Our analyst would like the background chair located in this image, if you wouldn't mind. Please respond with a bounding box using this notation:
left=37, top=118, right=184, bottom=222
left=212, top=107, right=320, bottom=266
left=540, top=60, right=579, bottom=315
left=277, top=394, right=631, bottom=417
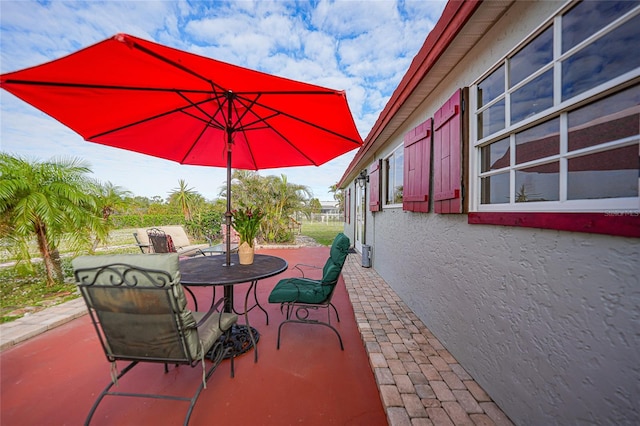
left=146, top=227, right=175, bottom=253
left=268, top=233, right=350, bottom=350
left=72, top=253, right=237, bottom=426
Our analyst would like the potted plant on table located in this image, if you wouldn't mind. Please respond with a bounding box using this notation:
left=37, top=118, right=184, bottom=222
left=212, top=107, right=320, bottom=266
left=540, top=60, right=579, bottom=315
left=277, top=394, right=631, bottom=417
left=231, top=206, right=264, bottom=264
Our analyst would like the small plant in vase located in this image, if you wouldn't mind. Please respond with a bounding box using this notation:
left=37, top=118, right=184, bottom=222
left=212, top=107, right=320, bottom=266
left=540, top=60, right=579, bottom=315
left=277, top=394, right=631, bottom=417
left=231, top=206, right=264, bottom=264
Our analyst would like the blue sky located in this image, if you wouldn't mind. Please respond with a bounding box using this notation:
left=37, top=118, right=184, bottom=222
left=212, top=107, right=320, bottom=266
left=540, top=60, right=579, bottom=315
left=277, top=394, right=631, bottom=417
left=0, top=0, right=446, bottom=202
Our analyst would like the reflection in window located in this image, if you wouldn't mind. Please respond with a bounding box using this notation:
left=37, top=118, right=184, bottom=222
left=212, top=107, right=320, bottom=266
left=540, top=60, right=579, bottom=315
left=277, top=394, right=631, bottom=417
left=562, top=0, right=638, bottom=53
left=478, top=64, right=504, bottom=107
left=478, top=99, right=505, bottom=139
left=515, top=162, right=559, bottom=202
left=515, top=118, right=559, bottom=164
left=510, top=70, right=554, bottom=123
left=568, top=145, right=639, bottom=199
left=481, top=173, right=509, bottom=204
left=562, top=14, right=640, bottom=100
left=568, top=84, right=640, bottom=151
left=481, top=138, right=510, bottom=172
left=474, top=1, right=640, bottom=211
left=385, top=147, right=404, bottom=204
left=510, top=26, right=553, bottom=88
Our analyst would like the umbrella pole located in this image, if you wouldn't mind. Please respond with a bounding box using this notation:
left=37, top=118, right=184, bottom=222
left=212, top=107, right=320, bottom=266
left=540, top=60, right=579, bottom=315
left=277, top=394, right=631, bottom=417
left=225, top=137, right=232, bottom=268
left=224, top=92, right=234, bottom=269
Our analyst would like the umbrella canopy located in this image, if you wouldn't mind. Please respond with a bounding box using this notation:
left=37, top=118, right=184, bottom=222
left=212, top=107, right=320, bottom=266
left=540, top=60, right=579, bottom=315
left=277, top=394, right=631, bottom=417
left=1, top=33, right=363, bottom=265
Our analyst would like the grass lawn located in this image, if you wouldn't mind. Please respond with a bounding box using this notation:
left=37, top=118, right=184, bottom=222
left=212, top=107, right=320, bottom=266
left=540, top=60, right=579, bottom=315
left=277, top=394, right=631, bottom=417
left=0, top=222, right=345, bottom=323
left=299, top=220, right=344, bottom=245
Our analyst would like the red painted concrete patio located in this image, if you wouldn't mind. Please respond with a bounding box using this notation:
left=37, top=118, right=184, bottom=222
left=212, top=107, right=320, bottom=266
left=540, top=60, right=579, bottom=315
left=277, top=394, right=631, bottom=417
left=1, top=247, right=387, bottom=426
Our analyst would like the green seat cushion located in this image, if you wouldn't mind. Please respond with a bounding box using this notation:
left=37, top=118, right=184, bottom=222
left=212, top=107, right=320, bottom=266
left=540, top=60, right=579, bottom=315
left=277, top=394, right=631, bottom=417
left=268, top=278, right=333, bottom=304
left=269, top=233, right=350, bottom=304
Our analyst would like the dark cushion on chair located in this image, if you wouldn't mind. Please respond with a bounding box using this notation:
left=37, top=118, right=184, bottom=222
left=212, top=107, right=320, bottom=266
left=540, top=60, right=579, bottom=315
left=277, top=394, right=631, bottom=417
left=321, top=233, right=350, bottom=284
left=269, top=233, right=351, bottom=304
left=268, top=278, right=333, bottom=304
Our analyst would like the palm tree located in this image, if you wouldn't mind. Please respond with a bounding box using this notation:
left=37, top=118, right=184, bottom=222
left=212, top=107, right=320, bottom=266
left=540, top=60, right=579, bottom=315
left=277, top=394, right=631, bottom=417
left=168, top=179, right=198, bottom=221
left=223, top=171, right=311, bottom=243
left=90, top=182, right=132, bottom=251
left=329, top=183, right=344, bottom=214
left=0, top=154, right=103, bottom=286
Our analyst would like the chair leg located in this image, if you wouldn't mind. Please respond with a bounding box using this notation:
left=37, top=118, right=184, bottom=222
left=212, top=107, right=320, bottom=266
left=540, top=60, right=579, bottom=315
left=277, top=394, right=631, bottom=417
left=84, top=361, right=138, bottom=426
left=276, top=302, right=344, bottom=351
left=329, top=302, right=340, bottom=322
left=277, top=318, right=344, bottom=350
left=86, top=354, right=226, bottom=426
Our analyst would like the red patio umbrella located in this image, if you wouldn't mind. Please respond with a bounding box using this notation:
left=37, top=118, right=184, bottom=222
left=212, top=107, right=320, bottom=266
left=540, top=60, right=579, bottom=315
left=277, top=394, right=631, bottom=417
left=0, top=33, right=362, bottom=267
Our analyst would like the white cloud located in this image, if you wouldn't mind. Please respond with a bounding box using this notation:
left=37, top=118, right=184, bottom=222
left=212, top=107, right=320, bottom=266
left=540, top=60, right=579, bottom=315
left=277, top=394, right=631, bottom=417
left=0, top=0, right=446, bottom=201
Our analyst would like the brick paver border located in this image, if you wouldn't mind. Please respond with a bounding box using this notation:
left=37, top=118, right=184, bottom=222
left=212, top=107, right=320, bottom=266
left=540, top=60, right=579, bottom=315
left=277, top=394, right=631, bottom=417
left=342, top=254, right=513, bottom=426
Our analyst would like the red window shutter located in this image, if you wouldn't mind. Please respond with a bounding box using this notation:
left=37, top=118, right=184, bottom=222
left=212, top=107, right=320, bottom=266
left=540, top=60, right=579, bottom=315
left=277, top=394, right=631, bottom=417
left=433, top=89, right=463, bottom=214
left=403, top=118, right=432, bottom=213
left=369, top=160, right=382, bottom=212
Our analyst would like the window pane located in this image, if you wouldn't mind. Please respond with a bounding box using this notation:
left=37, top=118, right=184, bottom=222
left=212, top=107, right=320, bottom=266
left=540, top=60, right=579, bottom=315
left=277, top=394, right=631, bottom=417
left=568, top=84, right=640, bottom=151
left=568, top=144, right=639, bottom=200
left=481, top=172, right=510, bottom=204
left=562, top=14, right=640, bottom=101
left=478, top=99, right=505, bottom=139
left=562, top=0, right=638, bottom=53
left=385, top=150, right=404, bottom=204
left=510, top=70, right=554, bottom=124
left=510, top=26, right=553, bottom=87
left=515, top=118, right=559, bottom=164
left=385, top=156, right=394, bottom=203
left=478, top=64, right=504, bottom=107
left=481, top=138, right=510, bottom=172
left=515, top=162, right=559, bottom=202
left=394, top=149, right=404, bottom=203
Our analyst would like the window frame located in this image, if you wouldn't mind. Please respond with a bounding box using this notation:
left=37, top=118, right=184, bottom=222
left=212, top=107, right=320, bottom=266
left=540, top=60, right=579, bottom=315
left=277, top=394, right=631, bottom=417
left=383, top=142, right=404, bottom=208
left=469, top=1, right=640, bottom=215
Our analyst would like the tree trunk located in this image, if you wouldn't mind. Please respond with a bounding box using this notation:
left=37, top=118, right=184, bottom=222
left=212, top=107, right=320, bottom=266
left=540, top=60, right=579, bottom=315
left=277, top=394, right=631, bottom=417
left=34, top=222, right=64, bottom=286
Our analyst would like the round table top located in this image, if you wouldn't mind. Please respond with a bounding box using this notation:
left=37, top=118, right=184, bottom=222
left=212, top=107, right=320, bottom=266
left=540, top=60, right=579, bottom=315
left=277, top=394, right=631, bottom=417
left=179, top=254, right=288, bottom=286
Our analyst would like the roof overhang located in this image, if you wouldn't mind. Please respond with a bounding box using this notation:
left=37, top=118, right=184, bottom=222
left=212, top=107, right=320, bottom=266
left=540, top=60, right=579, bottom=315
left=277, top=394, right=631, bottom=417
left=338, top=0, right=514, bottom=188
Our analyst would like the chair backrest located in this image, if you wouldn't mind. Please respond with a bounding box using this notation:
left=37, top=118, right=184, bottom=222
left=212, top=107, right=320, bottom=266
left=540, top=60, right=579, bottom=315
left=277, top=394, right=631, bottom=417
left=72, top=253, right=203, bottom=364
left=147, top=228, right=176, bottom=253
left=321, top=233, right=350, bottom=285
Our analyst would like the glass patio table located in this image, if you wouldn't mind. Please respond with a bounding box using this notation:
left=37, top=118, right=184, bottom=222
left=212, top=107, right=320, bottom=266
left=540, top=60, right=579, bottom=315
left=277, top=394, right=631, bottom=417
left=179, top=254, right=288, bottom=362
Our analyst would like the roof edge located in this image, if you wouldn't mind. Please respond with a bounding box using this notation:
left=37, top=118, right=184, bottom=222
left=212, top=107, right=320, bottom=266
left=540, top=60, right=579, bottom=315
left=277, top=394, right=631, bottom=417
left=338, top=0, right=482, bottom=187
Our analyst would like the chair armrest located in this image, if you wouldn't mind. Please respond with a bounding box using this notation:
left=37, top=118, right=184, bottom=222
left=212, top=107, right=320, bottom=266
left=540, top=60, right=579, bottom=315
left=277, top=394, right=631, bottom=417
left=194, top=296, right=227, bottom=327
left=293, top=263, right=321, bottom=278
left=196, top=297, right=235, bottom=331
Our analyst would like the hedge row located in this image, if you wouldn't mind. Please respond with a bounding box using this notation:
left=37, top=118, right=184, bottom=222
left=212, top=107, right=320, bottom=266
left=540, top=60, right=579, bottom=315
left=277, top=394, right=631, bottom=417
left=111, top=215, right=186, bottom=228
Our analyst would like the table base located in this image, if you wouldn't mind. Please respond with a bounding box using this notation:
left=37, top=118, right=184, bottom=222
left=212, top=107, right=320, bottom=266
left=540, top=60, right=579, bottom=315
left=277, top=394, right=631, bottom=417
left=210, top=324, right=259, bottom=359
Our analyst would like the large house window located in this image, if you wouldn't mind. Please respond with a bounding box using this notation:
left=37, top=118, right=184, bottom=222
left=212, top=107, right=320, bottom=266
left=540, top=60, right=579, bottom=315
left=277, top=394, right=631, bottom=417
left=472, top=0, right=640, bottom=213
left=384, top=144, right=404, bottom=205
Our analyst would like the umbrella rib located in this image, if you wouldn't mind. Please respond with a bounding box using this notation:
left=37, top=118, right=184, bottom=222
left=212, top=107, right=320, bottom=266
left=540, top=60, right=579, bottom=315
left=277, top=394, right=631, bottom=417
left=234, top=92, right=362, bottom=145
left=176, top=91, right=227, bottom=131
left=179, top=117, right=216, bottom=165
left=125, top=37, right=229, bottom=94
left=1, top=79, right=215, bottom=95
left=232, top=95, right=318, bottom=165
left=87, top=94, right=220, bottom=139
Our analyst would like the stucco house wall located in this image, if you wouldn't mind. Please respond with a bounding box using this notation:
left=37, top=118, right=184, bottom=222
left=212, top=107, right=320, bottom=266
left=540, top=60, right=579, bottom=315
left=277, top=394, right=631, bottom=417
left=343, top=1, right=639, bottom=424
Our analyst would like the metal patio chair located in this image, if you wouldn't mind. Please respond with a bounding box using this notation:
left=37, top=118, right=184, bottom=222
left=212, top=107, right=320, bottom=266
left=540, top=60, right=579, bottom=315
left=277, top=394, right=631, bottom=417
left=268, top=233, right=350, bottom=350
left=146, top=227, right=175, bottom=253
left=72, top=253, right=237, bottom=426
